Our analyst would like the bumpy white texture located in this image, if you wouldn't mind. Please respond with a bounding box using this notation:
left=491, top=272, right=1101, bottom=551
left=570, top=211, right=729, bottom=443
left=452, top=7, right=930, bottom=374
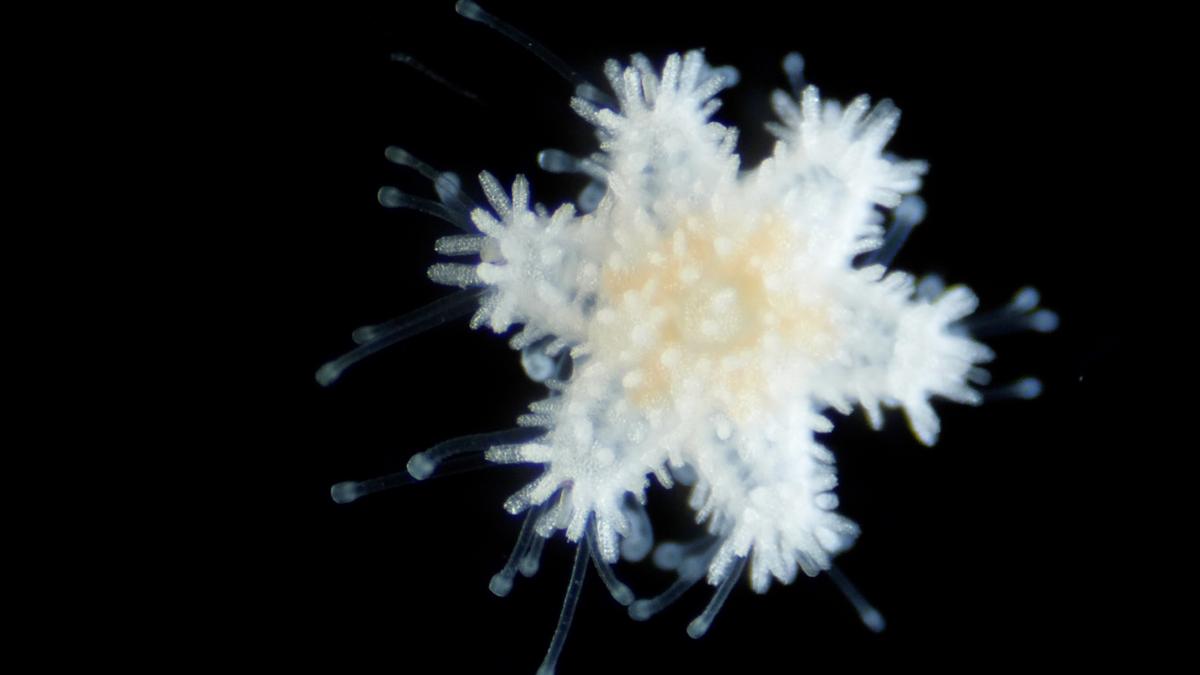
left=437, top=51, right=992, bottom=591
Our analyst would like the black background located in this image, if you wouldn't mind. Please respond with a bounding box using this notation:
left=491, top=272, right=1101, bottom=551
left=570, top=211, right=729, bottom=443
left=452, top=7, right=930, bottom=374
left=280, top=2, right=1144, bottom=671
